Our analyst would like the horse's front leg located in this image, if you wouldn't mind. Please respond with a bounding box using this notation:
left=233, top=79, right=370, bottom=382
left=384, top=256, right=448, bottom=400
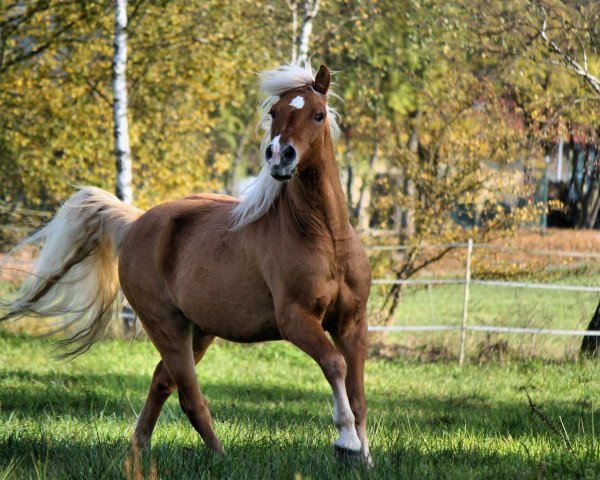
left=277, top=304, right=362, bottom=457
left=331, top=314, right=372, bottom=465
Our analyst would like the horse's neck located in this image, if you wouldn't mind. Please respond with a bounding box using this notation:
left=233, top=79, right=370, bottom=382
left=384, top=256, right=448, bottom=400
left=283, top=146, right=351, bottom=241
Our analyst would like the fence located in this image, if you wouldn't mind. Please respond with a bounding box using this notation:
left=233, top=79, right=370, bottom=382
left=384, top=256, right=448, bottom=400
left=366, top=239, right=600, bottom=365
left=4, top=241, right=600, bottom=364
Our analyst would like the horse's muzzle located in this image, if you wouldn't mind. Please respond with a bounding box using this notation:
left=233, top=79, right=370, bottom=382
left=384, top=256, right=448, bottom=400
left=270, top=165, right=297, bottom=181
left=267, top=142, right=297, bottom=181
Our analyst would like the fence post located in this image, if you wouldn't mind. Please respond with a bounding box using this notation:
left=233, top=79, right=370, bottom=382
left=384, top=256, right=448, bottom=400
left=459, top=238, right=473, bottom=366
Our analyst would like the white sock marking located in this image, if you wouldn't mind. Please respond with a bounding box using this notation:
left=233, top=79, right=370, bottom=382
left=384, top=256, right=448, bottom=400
left=332, top=380, right=362, bottom=451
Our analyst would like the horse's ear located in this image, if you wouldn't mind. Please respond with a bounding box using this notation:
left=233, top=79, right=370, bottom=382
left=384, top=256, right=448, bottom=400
left=314, top=64, right=331, bottom=95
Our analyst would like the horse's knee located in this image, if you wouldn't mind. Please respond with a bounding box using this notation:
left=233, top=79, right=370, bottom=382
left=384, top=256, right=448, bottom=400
left=154, top=377, right=175, bottom=395
left=151, top=368, right=176, bottom=399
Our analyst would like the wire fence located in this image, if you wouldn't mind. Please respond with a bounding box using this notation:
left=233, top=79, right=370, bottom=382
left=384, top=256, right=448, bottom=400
left=3, top=240, right=600, bottom=362
left=372, top=278, right=600, bottom=293
left=366, top=238, right=600, bottom=364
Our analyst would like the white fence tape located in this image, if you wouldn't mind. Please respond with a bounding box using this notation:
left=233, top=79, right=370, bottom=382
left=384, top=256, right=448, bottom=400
left=371, top=277, right=600, bottom=293
left=372, top=278, right=465, bottom=286
left=366, top=242, right=600, bottom=259
left=368, top=324, right=600, bottom=336
left=471, top=279, right=600, bottom=292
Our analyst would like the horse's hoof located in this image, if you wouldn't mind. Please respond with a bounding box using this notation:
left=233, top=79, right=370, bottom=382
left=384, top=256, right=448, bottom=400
left=333, top=445, right=364, bottom=466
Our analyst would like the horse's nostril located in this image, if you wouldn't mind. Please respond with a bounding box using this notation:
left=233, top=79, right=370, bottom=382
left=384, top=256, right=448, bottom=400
left=266, top=144, right=273, bottom=160
left=281, top=145, right=296, bottom=164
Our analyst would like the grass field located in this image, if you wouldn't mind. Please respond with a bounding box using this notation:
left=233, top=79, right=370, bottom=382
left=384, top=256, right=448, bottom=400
left=1, top=330, right=600, bottom=479
left=2, top=230, right=600, bottom=478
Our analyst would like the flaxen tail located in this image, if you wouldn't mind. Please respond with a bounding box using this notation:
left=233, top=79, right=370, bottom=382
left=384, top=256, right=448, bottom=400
left=1, top=187, right=144, bottom=359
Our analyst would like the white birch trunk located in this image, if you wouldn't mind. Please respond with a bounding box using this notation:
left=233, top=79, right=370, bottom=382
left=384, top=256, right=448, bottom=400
left=113, top=0, right=133, bottom=204
left=287, top=0, right=299, bottom=64
left=296, top=0, right=320, bottom=65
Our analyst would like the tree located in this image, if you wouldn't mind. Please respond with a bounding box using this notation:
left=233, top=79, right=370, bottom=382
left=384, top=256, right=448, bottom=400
left=113, top=0, right=133, bottom=204
left=315, top=0, right=540, bottom=323
left=288, top=0, right=320, bottom=65
left=470, top=0, right=600, bottom=349
left=0, top=1, right=280, bottom=209
left=581, top=302, right=600, bottom=358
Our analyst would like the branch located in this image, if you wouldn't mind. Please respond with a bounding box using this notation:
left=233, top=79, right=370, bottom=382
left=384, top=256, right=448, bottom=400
left=83, top=76, right=112, bottom=107
left=406, top=246, right=456, bottom=279
left=0, top=12, right=86, bottom=76
left=539, top=11, right=600, bottom=98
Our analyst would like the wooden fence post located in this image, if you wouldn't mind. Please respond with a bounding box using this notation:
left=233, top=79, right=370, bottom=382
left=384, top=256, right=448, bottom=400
left=459, top=238, right=473, bottom=366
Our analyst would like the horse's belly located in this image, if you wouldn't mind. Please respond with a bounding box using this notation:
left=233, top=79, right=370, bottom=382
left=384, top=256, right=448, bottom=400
left=194, top=303, right=281, bottom=343
left=178, top=277, right=281, bottom=343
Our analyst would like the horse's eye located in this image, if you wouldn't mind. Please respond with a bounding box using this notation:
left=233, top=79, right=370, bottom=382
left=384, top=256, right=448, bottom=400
left=314, top=112, right=324, bottom=122
left=269, top=110, right=277, bottom=119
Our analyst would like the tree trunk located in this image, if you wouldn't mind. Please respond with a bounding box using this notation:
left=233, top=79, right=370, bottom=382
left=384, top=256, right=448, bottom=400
left=578, top=145, right=591, bottom=228
left=113, top=0, right=133, bottom=205
left=287, top=0, right=299, bottom=63
left=400, top=112, right=420, bottom=243
left=296, top=0, right=320, bottom=65
left=587, top=187, right=600, bottom=228
left=354, top=143, right=379, bottom=229
left=581, top=300, right=600, bottom=357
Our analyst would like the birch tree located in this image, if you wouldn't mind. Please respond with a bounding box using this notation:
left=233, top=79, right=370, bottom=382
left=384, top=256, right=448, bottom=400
left=288, top=0, right=320, bottom=65
left=113, top=0, right=133, bottom=204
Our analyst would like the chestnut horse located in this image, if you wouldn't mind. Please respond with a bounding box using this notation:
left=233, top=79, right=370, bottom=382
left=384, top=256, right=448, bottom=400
left=1, top=64, right=372, bottom=463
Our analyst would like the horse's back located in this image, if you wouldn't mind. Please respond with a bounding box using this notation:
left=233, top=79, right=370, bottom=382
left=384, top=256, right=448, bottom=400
left=183, top=192, right=239, bottom=204
left=118, top=196, right=232, bottom=298
left=120, top=194, right=237, bottom=262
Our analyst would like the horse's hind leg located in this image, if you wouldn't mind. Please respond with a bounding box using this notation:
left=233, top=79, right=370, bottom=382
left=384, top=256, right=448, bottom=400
left=134, top=325, right=221, bottom=453
left=134, top=359, right=177, bottom=448
left=331, top=317, right=371, bottom=464
left=278, top=305, right=362, bottom=455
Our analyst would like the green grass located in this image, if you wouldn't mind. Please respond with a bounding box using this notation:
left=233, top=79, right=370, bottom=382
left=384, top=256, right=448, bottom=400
left=1, top=331, right=600, bottom=479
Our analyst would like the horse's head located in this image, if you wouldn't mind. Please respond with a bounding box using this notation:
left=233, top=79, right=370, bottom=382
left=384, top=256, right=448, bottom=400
left=264, top=65, right=332, bottom=181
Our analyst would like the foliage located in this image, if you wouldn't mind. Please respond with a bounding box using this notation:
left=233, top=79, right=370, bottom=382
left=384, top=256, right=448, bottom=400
left=1, top=332, right=600, bottom=479
left=0, top=1, right=279, bottom=209
left=1, top=1, right=599, bottom=314
left=471, top=0, right=600, bottom=227
left=1, top=0, right=592, bottom=209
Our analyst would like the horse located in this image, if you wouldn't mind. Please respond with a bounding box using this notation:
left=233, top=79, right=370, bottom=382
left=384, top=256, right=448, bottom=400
left=1, top=63, right=372, bottom=464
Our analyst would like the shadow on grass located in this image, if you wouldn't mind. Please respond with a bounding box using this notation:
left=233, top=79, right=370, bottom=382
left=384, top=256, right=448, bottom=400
left=1, top=432, right=599, bottom=480
left=2, top=332, right=600, bottom=478
left=1, top=366, right=598, bottom=442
